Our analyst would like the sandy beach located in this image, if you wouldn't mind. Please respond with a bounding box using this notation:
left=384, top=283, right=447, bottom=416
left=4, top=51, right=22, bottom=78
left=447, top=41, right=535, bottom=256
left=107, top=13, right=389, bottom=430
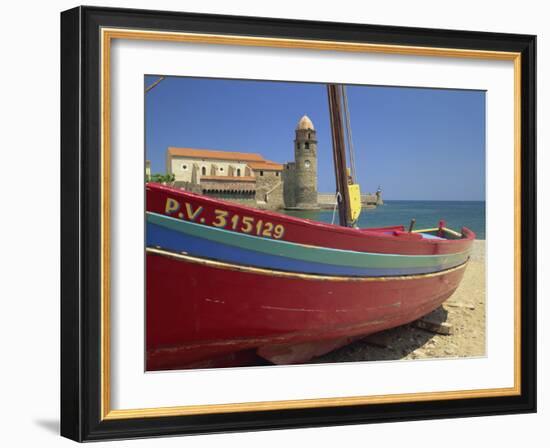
left=312, top=240, right=486, bottom=364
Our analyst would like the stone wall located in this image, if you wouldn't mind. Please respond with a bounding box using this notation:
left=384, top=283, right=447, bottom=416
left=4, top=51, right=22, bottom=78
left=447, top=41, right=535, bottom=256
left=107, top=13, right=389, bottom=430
left=202, top=192, right=257, bottom=207
left=363, top=193, right=379, bottom=205
left=282, top=163, right=296, bottom=208
left=317, top=192, right=383, bottom=208
left=173, top=181, right=202, bottom=194
left=255, top=170, right=284, bottom=210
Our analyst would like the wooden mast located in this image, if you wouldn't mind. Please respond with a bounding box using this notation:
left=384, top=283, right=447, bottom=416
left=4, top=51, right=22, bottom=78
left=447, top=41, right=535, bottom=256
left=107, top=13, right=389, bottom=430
left=327, top=84, right=351, bottom=227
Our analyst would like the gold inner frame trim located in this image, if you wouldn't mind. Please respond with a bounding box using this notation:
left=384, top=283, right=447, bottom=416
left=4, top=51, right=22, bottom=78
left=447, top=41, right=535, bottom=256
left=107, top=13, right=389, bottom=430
left=100, top=27, right=522, bottom=420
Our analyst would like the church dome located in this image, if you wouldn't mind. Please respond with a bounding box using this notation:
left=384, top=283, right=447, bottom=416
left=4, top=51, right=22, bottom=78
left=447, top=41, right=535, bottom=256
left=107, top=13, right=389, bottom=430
left=296, top=115, right=315, bottom=131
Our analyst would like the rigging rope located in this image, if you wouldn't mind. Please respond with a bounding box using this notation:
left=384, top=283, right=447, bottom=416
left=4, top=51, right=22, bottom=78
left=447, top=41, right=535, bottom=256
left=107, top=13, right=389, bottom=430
left=145, top=76, right=165, bottom=93
left=331, top=192, right=342, bottom=224
left=341, top=86, right=357, bottom=182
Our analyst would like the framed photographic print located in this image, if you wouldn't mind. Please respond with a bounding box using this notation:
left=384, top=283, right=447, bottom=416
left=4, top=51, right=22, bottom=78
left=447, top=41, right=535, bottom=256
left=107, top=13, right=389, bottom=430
left=60, top=6, right=536, bottom=442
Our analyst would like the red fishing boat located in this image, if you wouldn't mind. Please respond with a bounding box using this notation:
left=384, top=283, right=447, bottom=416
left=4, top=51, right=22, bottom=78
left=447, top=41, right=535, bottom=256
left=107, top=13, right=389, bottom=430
left=145, top=84, right=475, bottom=370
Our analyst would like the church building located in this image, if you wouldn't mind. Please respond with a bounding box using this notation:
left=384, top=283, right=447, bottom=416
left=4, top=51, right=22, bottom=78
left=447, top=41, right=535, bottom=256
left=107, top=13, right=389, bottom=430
left=165, top=115, right=319, bottom=211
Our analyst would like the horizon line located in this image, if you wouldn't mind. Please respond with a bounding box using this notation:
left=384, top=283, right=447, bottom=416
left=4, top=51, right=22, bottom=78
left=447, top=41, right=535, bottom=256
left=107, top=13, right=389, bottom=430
left=380, top=198, right=486, bottom=202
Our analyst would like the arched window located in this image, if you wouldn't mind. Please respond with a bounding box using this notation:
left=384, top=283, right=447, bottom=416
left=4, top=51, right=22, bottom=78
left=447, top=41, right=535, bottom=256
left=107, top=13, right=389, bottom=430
left=237, top=168, right=241, bottom=177
left=305, top=142, right=310, bottom=149
left=201, top=166, right=206, bottom=176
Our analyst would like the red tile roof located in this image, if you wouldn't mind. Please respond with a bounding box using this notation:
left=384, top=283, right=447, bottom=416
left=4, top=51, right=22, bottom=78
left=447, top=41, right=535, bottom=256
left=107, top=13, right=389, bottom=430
left=247, top=161, right=284, bottom=171
left=168, top=147, right=265, bottom=162
left=167, top=147, right=283, bottom=170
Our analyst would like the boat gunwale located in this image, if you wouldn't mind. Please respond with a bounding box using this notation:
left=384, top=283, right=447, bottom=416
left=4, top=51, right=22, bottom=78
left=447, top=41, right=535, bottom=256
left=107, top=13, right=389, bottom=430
left=147, top=211, right=472, bottom=270
left=147, top=183, right=477, bottom=246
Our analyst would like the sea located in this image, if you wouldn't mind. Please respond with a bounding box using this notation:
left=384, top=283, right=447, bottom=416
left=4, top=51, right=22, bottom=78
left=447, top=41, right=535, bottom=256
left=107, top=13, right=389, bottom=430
left=283, top=200, right=486, bottom=240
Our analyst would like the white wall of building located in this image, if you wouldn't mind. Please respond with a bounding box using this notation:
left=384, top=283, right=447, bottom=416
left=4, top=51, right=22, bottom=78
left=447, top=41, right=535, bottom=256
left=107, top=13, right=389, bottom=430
left=169, top=157, right=250, bottom=182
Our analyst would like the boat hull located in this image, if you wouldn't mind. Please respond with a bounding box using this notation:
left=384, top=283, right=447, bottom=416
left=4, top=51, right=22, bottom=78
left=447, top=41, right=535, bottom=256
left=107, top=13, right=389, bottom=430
left=146, top=250, right=468, bottom=370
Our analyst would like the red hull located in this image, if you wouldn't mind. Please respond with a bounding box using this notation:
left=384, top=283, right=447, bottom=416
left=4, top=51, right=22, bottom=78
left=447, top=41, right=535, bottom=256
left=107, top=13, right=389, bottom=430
left=146, top=251, right=468, bottom=370
left=146, top=183, right=475, bottom=255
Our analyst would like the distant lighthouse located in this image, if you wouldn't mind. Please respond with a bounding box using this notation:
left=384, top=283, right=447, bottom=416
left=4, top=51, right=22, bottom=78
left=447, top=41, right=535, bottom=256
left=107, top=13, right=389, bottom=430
left=376, top=185, right=384, bottom=205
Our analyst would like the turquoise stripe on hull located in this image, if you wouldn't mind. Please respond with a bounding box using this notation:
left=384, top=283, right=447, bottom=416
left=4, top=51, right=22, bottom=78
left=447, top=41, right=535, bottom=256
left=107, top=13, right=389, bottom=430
left=147, top=220, right=466, bottom=277
left=146, top=212, right=470, bottom=271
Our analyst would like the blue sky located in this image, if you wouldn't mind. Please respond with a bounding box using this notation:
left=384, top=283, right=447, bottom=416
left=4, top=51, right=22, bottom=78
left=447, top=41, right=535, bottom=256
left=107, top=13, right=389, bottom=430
left=145, top=76, right=485, bottom=200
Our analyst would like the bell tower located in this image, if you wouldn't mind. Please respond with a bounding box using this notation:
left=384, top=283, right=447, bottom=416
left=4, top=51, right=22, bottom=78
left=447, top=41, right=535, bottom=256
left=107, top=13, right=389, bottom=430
left=293, top=115, right=319, bottom=209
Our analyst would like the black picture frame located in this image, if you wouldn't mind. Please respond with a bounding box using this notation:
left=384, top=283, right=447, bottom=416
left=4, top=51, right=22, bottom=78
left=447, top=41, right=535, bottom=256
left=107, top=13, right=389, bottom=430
left=61, top=5, right=536, bottom=442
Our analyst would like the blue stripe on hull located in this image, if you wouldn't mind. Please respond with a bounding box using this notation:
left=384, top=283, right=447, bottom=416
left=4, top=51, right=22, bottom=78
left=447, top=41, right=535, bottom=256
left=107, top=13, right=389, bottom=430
left=147, top=222, right=464, bottom=277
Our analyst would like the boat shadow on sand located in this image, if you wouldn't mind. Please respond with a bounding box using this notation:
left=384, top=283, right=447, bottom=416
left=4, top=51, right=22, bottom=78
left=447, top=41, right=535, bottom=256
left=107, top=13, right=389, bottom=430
left=310, top=306, right=451, bottom=364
